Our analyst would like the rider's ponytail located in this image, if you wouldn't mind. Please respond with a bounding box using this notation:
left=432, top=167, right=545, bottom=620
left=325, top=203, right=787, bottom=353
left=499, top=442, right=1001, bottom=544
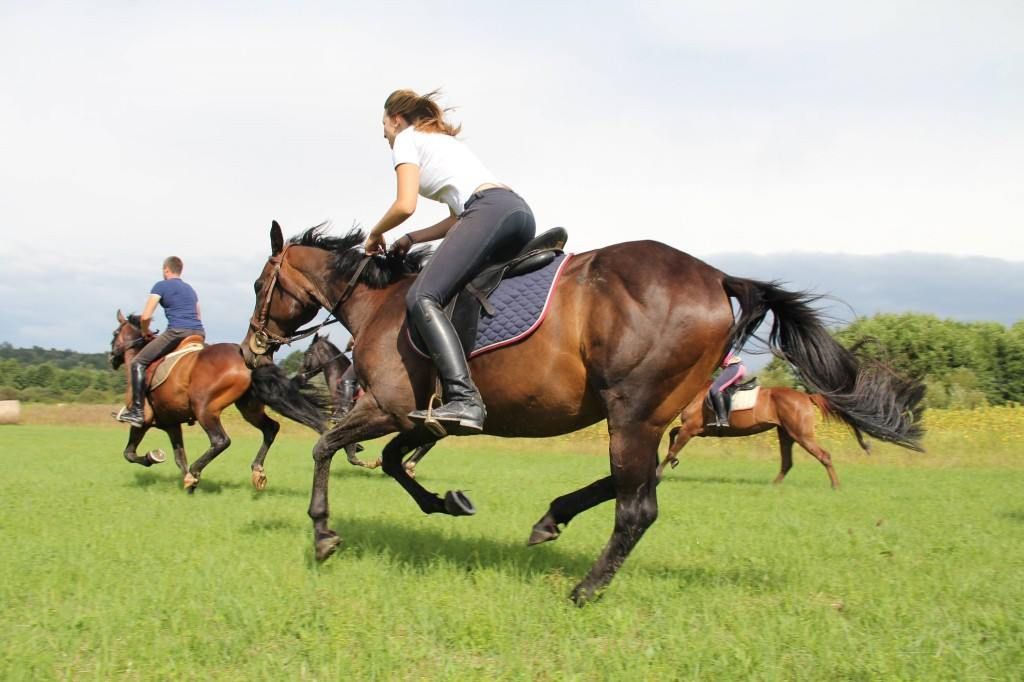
left=384, top=89, right=461, bottom=136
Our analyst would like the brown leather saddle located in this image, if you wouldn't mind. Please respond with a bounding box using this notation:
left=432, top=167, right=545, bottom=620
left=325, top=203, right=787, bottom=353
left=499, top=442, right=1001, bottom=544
left=145, top=335, right=206, bottom=387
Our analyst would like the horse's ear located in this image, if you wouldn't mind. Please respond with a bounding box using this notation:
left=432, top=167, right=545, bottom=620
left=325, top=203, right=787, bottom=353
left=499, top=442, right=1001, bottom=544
left=116, top=309, right=126, bottom=323
left=270, top=220, right=284, bottom=256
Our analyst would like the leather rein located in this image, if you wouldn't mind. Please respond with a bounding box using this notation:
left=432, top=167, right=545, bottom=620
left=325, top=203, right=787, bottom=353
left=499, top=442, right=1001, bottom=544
left=247, top=245, right=371, bottom=357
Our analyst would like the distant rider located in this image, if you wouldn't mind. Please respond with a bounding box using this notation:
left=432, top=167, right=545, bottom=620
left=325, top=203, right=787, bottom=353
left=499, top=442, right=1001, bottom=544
left=117, top=256, right=205, bottom=427
left=709, top=351, right=746, bottom=427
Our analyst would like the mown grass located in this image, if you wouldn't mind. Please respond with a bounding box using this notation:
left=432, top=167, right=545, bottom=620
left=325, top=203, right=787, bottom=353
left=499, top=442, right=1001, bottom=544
left=1, top=406, right=1022, bottom=680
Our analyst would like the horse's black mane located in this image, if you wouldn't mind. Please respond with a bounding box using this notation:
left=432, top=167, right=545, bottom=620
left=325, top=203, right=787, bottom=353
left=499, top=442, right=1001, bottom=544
left=289, top=224, right=432, bottom=289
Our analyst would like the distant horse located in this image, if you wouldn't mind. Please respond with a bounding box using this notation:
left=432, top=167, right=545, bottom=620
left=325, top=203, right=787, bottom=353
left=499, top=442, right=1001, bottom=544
left=110, top=310, right=326, bottom=491
left=656, top=383, right=873, bottom=489
left=241, top=223, right=924, bottom=604
left=297, top=333, right=435, bottom=471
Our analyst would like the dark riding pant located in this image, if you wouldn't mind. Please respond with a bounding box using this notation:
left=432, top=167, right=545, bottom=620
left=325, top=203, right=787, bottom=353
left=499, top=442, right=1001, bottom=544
left=133, top=328, right=205, bottom=371
left=406, top=188, right=536, bottom=311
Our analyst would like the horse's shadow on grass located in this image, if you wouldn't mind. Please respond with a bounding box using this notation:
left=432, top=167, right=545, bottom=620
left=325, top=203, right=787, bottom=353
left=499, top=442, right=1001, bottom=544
left=659, top=473, right=771, bottom=487
left=301, top=515, right=786, bottom=592
left=128, top=469, right=307, bottom=498
left=1002, top=510, right=1024, bottom=524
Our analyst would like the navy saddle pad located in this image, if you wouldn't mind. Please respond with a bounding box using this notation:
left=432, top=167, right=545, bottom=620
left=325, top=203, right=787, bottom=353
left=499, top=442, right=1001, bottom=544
left=408, top=252, right=572, bottom=358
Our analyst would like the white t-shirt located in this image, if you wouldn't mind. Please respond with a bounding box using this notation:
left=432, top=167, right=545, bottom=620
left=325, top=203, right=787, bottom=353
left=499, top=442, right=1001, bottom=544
left=391, top=127, right=498, bottom=215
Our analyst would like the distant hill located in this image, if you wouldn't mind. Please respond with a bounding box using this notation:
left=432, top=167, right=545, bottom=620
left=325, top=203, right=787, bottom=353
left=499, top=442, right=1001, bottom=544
left=0, top=342, right=111, bottom=370
left=706, top=252, right=1024, bottom=327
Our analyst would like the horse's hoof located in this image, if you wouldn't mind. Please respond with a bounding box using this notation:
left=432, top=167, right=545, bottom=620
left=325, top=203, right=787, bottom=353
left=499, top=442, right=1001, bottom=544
left=669, top=458, right=679, bottom=469
left=404, top=461, right=416, bottom=479
left=251, top=466, right=267, bottom=491
left=443, top=490, right=476, bottom=516
left=569, top=583, right=599, bottom=607
left=183, top=472, right=199, bottom=490
left=528, top=523, right=560, bottom=546
left=145, top=449, right=166, bottom=465
left=315, top=533, right=342, bottom=562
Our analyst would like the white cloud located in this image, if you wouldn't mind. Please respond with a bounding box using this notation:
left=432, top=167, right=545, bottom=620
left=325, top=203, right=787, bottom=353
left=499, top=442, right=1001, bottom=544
left=0, top=1, right=1021, bottom=351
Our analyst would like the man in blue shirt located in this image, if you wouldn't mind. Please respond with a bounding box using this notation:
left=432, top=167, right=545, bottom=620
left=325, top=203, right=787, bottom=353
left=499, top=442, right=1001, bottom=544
left=118, top=256, right=205, bottom=427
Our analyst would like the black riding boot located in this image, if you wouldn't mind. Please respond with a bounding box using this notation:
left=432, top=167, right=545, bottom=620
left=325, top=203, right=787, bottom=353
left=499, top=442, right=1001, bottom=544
left=118, top=362, right=147, bottom=428
left=407, top=299, right=486, bottom=435
left=710, top=391, right=729, bottom=427
left=336, top=368, right=359, bottom=419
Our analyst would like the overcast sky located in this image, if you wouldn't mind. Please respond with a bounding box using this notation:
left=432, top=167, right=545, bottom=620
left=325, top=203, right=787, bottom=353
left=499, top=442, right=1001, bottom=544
left=1, top=1, right=1021, bottom=352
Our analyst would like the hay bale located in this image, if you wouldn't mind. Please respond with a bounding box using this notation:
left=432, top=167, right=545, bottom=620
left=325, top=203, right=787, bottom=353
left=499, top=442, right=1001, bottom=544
left=0, top=400, right=22, bottom=425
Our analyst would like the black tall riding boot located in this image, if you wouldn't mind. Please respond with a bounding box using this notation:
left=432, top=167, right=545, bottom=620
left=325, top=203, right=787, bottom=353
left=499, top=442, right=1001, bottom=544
left=710, top=391, right=729, bottom=427
left=336, top=366, right=359, bottom=419
left=407, top=298, right=486, bottom=435
left=118, top=362, right=147, bottom=428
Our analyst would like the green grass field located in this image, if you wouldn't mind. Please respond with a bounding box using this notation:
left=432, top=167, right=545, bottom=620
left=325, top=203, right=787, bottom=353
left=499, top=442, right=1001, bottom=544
left=1, top=406, right=1022, bottom=680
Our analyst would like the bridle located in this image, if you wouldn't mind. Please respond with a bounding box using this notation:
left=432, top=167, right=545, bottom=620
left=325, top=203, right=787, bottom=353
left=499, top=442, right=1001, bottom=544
left=247, top=244, right=372, bottom=357
left=295, top=347, right=349, bottom=381
left=109, top=320, right=149, bottom=365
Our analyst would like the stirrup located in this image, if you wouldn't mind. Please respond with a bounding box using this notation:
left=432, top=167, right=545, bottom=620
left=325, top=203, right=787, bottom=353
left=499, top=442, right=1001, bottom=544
left=414, top=392, right=448, bottom=438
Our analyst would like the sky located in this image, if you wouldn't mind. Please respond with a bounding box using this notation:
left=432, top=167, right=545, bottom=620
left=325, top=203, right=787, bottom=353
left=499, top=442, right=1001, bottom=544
left=1, top=1, right=1022, bottom=353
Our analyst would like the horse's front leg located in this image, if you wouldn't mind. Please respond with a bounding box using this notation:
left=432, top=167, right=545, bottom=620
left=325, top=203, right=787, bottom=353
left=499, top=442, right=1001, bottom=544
left=380, top=432, right=469, bottom=515
left=122, top=425, right=157, bottom=466
left=309, top=396, right=399, bottom=561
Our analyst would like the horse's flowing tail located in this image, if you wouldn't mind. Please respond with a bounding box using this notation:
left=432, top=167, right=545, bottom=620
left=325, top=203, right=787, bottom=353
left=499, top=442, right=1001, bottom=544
left=808, top=393, right=872, bottom=454
left=249, top=364, right=330, bottom=433
left=723, top=276, right=925, bottom=451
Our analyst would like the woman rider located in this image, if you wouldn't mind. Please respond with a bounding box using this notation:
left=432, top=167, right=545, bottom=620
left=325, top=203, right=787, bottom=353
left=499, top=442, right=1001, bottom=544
left=708, top=351, right=747, bottom=427
left=364, top=89, right=536, bottom=434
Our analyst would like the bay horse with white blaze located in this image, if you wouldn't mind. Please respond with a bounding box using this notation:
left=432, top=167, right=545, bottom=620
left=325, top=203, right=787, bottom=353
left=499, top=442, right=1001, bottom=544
left=656, top=384, right=874, bottom=489
left=110, top=311, right=326, bottom=491
left=242, top=223, right=924, bottom=605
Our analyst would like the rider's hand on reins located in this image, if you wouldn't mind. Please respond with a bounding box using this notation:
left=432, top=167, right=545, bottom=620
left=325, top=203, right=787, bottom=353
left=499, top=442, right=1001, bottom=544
left=364, top=233, right=386, bottom=255
left=389, top=234, right=413, bottom=258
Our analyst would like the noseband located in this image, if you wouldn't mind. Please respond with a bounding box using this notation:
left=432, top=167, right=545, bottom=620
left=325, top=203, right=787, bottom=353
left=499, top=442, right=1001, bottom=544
left=248, top=245, right=373, bottom=357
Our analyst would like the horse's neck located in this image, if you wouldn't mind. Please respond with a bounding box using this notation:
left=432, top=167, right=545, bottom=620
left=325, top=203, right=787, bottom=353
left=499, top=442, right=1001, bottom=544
left=318, top=347, right=346, bottom=384
left=335, top=278, right=413, bottom=340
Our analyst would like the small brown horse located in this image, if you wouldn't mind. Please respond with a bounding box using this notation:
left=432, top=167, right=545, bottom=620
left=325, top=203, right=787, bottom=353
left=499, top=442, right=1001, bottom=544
left=241, top=223, right=924, bottom=604
left=656, top=384, right=873, bottom=489
left=110, top=310, right=325, bottom=491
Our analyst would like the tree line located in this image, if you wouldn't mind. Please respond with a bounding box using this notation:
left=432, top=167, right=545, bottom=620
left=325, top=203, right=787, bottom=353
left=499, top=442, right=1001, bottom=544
left=3, top=312, right=1022, bottom=407
left=758, top=313, right=1024, bottom=408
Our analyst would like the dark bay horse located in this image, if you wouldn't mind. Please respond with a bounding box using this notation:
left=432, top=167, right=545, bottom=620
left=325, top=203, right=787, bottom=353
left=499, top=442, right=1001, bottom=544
left=656, top=384, right=874, bottom=489
left=110, top=311, right=326, bottom=491
left=241, top=223, right=924, bottom=604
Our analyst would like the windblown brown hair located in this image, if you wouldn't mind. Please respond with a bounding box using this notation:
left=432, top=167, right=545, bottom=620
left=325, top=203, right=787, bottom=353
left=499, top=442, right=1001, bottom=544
left=384, top=89, right=461, bottom=136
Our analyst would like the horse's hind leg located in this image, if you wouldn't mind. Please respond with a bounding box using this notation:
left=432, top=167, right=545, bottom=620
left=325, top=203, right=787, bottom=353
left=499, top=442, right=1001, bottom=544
left=570, top=422, right=661, bottom=606
left=792, top=429, right=840, bottom=489
left=235, top=393, right=280, bottom=491
left=773, top=427, right=795, bottom=485
left=184, top=411, right=232, bottom=492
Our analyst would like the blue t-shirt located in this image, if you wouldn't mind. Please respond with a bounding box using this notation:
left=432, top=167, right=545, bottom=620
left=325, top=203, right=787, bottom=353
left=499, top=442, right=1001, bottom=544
left=150, top=278, right=204, bottom=331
